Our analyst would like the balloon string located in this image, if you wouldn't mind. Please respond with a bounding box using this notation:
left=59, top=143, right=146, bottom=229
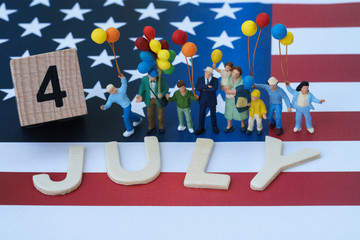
left=286, top=45, right=289, bottom=83
left=247, top=37, right=251, bottom=76
left=158, top=68, right=162, bottom=93
left=108, top=42, right=121, bottom=76
left=191, top=56, right=196, bottom=97
left=278, top=41, right=286, bottom=82
left=185, top=57, right=193, bottom=94
left=252, top=28, right=262, bottom=78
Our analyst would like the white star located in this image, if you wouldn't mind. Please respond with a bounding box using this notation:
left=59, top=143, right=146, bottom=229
left=170, top=16, right=203, bottom=35
left=30, top=0, right=50, bottom=7
left=52, top=32, right=85, bottom=50
left=0, top=39, right=9, bottom=44
left=206, top=94, right=225, bottom=117
left=0, top=3, right=17, bottom=21
left=10, top=50, right=31, bottom=59
left=131, top=95, right=146, bottom=117
left=94, top=17, right=126, bottom=30
left=171, top=50, right=198, bottom=66
left=129, top=36, right=162, bottom=50
left=134, top=2, right=167, bottom=21
left=177, top=0, right=199, bottom=6
left=123, top=69, right=146, bottom=82
left=88, top=49, right=119, bottom=68
left=60, top=2, right=91, bottom=21
left=0, top=88, right=15, bottom=101
left=210, top=3, right=242, bottom=20
left=104, top=0, right=124, bottom=7
left=84, top=81, right=107, bottom=100
left=18, top=17, right=51, bottom=37
left=207, top=30, right=241, bottom=49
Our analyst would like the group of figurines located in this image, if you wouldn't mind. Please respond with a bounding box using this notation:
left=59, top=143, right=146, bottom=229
left=100, top=62, right=325, bottom=138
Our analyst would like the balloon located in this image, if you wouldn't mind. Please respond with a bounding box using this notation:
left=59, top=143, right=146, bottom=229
left=149, top=39, right=161, bottom=53
left=256, top=13, right=270, bottom=29
left=168, top=50, right=176, bottom=62
left=106, top=27, right=120, bottom=43
left=241, top=20, right=257, bottom=37
left=162, top=64, right=174, bottom=75
left=160, top=40, right=169, bottom=50
left=148, top=68, right=158, bottom=77
left=272, top=24, right=287, bottom=40
left=91, top=28, right=107, bottom=44
left=280, top=31, right=294, bottom=46
left=157, top=59, right=171, bottom=70
left=158, top=49, right=170, bottom=61
left=144, top=26, right=155, bottom=40
left=211, top=49, right=222, bottom=64
left=172, top=29, right=188, bottom=45
left=140, top=51, right=155, bottom=63
left=243, top=75, right=255, bottom=90
left=135, top=37, right=150, bottom=51
left=137, top=61, right=153, bottom=74
left=181, top=42, right=197, bottom=57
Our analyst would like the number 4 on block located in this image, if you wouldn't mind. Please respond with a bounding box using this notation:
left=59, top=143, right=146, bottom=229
left=10, top=49, right=87, bottom=127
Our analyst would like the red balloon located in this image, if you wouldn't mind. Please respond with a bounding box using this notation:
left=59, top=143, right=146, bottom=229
left=172, top=30, right=187, bottom=45
left=160, top=40, right=169, bottom=50
left=144, top=26, right=155, bottom=40
left=256, top=12, right=270, bottom=29
left=135, top=37, right=150, bottom=51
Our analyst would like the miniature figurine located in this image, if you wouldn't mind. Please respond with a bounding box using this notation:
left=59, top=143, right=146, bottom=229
left=194, top=67, right=219, bottom=135
left=285, top=81, right=325, bottom=133
left=255, top=77, right=292, bottom=135
left=224, top=66, right=249, bottom=132
left=101, top=73, right=142, bottom=137
left=136, top=74, right=169, bottom=134
left=246, top=89, right=267, bottom=135
left=166, top=80, right=198, bottom=133
left=213, top=61, right=233, bottom=94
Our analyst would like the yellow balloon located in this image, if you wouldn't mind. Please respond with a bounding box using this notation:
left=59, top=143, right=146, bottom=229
left=280, top=31, right=294, bottom=46
left=157, top=59, right=170, bottom=70
left=91, top=28, right=107, bottom=44
left=158, top=49, right=170, bottom=61
left=241, top=20, right=257, bottom=37
left=211, top=49, right=222, bottom=64
left=149, top=39, right=161, bottom=53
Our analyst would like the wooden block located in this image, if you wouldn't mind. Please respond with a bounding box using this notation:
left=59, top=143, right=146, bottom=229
left=10, top=48, right=87, bottom=126
left=184, top=138, right=231, bottom=190
left=105, top=136, right=161, bottom=185
left=250, top=136, right=321, bottom=191
left=33, top=145, right=84, bottom=195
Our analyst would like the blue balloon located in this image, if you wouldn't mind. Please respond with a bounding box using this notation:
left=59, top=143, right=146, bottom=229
left=140, top=51, right=155, bottom=62
left=137, top=61, right=153, bottom=74
left=243, top=75, right=254, bottom=90
left=271, top=24, right=287, bottom=40
left=148, top=68, right=158, bottom=77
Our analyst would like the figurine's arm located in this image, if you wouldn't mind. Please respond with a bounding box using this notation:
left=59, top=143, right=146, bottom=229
left=286, top=85, right=296, bottom=95
left=280, top=88, right=292, bottom=109
left=118, top=77, right=127, bottom=94
left=102, top=96, right=114, bottom=110
left=212, top=64, right=221, bottom=73
left=167, top=91, right=177, bottom=102
left=195, top=78, right=206, bottom=91
left=190, top=91, right=199, bottom=102
left=206, top=78, right=218, bottom=92
left=255, top=84, right=267, bottom=90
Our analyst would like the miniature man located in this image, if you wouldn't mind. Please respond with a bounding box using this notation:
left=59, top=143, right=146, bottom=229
left=166, top=80, right=198, bottom=133
left=246, top=89, right=267, bottom=135
left=194, top=67, right=219, bottom=135
left=255, top=77, right=292, bottom=135
left=100, top=73, right=142, bottom=137
left=136, top=74, right=169, bottom=134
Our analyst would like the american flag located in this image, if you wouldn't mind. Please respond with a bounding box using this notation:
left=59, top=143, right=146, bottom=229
left=0, top=0, right=359, bottom=239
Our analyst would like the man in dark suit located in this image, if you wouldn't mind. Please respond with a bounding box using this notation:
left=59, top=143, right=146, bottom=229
left=195, top=67, right=219, bottom=135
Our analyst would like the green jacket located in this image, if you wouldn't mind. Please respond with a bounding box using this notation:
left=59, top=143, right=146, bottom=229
left=138, top=76, right=169, bottom=107
left=168, top=90, right=198, bottom=109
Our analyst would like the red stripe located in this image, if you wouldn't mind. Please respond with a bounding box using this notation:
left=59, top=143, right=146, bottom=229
left=271, top=55, right=360, bottom=83
left=272, top=3, right=360, bottom=28
left=269, top=112, right=360, bottom=141
left=1, top=172, right=359, bottom=206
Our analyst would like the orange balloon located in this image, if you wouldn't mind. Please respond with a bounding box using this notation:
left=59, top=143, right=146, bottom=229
left=106, top=27, right=120, bottom=43
left=181, top=42, right=197, bottom=57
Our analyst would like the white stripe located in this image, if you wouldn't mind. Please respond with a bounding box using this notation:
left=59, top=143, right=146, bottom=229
left=164, top=0, right=360, bottom=4
left=271, top=27, right=360, bottom=55
left=1, top=141, right=359, bottom=173
left=0, top=205, right=358, bottom=240
left=277, top=82, right=360, bottom=112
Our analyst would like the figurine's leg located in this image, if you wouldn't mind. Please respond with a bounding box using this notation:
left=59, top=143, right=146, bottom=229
left=295, top=110, right=303, bottom=129
left=184, top=108, right=193, bottom=129
left=123, top=106, right=134, bottom=132
left=147, top=99, right=156, bottom=130
left=268, top=104, right=275, bottom=126
left=274, top=104, right=283, bottom=129
left=198, top=104, right=206, bottom=130
left=248, top=116, right=255, bottom=131
left=177, top=107, right=185, bottom=127
left=303, top=107, right=313, bottom=129
left=157, top=105, right=165, bottom=130
left=255, top=114, right=263, bottom=131
left=130, top=109, right=141, bottom=123
left=209, top=104, right=218, bottom=129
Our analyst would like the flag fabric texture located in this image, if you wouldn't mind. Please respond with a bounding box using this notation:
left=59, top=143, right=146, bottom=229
left=0, top=0, right=359, bottom=239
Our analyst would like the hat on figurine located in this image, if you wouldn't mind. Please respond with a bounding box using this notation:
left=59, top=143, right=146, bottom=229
left=267, top=77, right=278, bottom=85
left=106, top=84, right=115, bottom=93
left=204, top=66, right=213, bottom=73
left=251, top=89, right=261, bottom=98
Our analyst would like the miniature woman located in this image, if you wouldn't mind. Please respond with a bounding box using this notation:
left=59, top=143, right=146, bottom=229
left=166, top=80, right=198, bottom=133
left=246, top=89, right=267, bottom=135
left=223, top=66, right=248, bottom=132
left=286, top=81, right=325, bottom=133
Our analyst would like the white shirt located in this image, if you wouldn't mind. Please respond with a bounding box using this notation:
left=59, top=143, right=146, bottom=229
left=149, top=80, right=156, bottom=99
left=297, top=92, right=309, bottom=107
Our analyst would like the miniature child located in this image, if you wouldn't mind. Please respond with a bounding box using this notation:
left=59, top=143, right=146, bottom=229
left=286, top=81, right=325, bottom=133
left=100, top=73, right=142, bottom=137
left=166, top=80, right=198, bottom=133
left=213, top=61, right=233, bottom=94
left=246, top=89, right=267, bottom=135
